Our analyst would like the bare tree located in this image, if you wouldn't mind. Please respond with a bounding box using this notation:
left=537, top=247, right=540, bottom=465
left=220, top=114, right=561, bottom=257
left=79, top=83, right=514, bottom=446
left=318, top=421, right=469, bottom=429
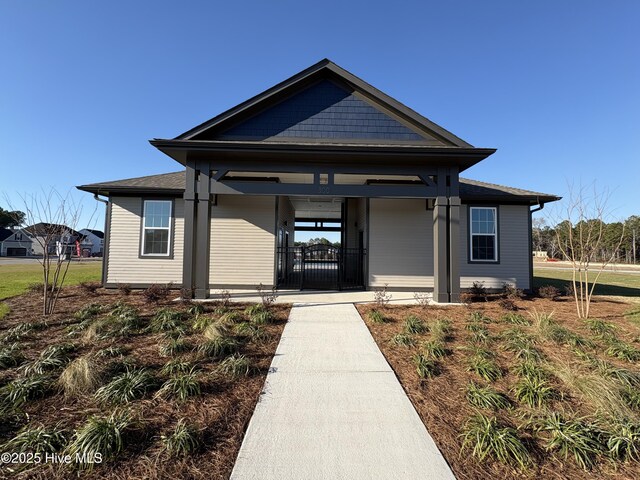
left=550, top=184, right=624, bottom=319
left=8, top=189, right=96, bottom=315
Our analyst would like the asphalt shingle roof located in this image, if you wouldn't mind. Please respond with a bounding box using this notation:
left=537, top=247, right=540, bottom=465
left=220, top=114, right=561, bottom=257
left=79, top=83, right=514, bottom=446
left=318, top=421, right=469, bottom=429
left=78, top=171, right=560, bottom=204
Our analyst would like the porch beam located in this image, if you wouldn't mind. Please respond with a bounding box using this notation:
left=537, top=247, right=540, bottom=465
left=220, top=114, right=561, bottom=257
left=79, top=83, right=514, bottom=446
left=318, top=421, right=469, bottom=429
left=205, top=161, right=439, bottom=177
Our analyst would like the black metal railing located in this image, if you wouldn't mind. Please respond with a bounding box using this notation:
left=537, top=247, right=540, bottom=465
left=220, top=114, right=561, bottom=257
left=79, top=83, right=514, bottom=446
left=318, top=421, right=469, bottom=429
left=276, top=245, right=366, bottom=290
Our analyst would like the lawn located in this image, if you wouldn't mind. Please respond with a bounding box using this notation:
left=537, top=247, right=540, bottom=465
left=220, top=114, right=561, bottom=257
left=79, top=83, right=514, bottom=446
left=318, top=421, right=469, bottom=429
left=0, top=262, right=102, bottom=300
left=359, top=293, right=640, bottom=479
left=534, top=267, right=640, bottom=297
left=0, top=285, right=289, bottom=479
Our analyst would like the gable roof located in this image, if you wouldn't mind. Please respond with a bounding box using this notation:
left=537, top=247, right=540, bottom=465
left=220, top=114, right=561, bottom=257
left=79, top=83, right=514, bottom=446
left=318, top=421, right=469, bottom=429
left=0, top=228, right=14, bottom=242
left=77, top=171, right=561, bottom=205
left=24, top=223, right=84, bottom=239
left=80, top=229, right=104, bottom=239
left=174, top=59, right=472, bottom=148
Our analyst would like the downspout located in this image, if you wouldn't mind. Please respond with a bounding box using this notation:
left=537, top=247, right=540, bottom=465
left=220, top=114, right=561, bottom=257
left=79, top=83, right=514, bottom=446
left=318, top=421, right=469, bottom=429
left=93, top=193, right=110, bottom=287
left=529, top=200, right=545, bottom=293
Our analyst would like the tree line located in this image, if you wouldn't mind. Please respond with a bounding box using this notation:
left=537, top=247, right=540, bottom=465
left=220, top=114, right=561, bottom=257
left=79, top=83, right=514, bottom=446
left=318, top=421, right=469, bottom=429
left=532, top=215, right=639, bottom=264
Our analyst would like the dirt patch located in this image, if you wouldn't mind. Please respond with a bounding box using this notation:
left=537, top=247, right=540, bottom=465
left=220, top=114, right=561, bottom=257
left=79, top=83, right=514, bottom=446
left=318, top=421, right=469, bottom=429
left=0, top=287, right=289, bottom=479
left=357, top=295, right=640, bottom=480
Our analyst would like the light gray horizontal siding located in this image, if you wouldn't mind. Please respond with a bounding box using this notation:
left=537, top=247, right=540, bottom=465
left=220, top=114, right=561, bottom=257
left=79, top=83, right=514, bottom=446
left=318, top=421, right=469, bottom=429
left=460, top=204, right=530, bottom=289
left=209, top=195, right=276, bottom=287
left=106, top=197, right=183, bottom=285
left=368, top=198, right=433, bottom=288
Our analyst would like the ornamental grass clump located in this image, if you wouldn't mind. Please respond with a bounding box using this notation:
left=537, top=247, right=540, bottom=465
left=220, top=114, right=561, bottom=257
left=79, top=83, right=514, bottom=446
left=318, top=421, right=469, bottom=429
left=161, top=419, right=202, bottom=456
left=390, top=332, right=415, bottom=347
left=95, top=368, right=156, bottom=405
left=467, top=355, right=502, bottom=382
left=421, top=340, right=448, bottom=359
left=402, top=315, right=428, bottom=335
left=460, top=413, right=531, bottom=469
left=0, top=375, right=53, bottom=414
left=368, top=309, right=387, bottom=324
left=4, top=424, right=67, bottom=454
left=58, top=356, right=101, bottom=398
left=150, top=308, right=185, bottom=334
left=218, top=354, right=252, bottom=379
left=512, top=376, right=557, bottom=408
left=22, top=343, right=76, bottom=375
left=413, top=353, right=439, bottom=378
left=430, top=318, right=453, bottom=341
left=157, top=370, right=201, bottom=401
left=466, top=382, right=510, bottom=410
left=0, top=343, right=25, bottom=369
left=607, top=419, right=640, bottom=462
left=159, top=338, right=191, bottom=357
left=235, top=322, right=269, bottom=343
left=160, top=359, right=197, bottom=376
left=198, top=336, right=239, bottom=359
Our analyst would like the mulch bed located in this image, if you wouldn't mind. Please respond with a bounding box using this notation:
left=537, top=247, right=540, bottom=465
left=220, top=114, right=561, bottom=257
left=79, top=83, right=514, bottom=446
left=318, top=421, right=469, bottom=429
left=357, top=295, right=640, bottom=480
left=0, top=286, right=289, bottom=479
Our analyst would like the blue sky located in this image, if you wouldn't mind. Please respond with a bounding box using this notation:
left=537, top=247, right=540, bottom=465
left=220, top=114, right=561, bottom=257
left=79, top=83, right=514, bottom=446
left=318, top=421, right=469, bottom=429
left=0, top=0, right=638, bottom=239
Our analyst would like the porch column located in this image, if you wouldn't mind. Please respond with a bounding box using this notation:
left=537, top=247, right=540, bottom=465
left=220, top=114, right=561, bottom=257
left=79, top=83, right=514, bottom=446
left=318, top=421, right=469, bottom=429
left=182, top=163, right=197, bottom=296
left=433, top=196, right=449, bottom=303
left=449, top=196, right=461, bottom=302
left=194, top=162, right=212, bottom=299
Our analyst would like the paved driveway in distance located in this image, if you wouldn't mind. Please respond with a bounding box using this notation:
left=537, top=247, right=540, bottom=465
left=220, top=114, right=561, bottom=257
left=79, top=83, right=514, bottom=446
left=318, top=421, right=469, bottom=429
left=230, top=302, right=455, bottom=480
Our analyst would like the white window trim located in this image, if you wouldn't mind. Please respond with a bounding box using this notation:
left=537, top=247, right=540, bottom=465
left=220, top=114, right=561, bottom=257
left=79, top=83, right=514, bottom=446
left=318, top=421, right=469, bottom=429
left=469, top=206, right=498, bottom=262
left=141, top=200, right=172, bottom=257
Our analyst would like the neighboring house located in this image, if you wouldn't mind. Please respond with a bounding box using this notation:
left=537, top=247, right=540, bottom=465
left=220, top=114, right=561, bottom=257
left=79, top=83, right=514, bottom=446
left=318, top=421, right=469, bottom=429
left=0, top=227, right=33, bottom=256
left=79, top=229, right=104, bottom=256
left=23, top=223, right=86, bottom=257
left=77, top=59, right=560, bottom=303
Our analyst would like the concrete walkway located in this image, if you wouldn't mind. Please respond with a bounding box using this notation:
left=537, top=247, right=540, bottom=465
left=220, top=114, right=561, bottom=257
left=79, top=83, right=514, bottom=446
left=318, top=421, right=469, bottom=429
left=230, top=303, right=455, bottom=480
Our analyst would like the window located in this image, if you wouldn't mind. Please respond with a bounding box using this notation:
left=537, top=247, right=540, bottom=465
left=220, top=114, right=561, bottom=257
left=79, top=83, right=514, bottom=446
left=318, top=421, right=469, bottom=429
left=141, top=200, right=172, bottom=256
left=470, top=207, right=498, bottom=262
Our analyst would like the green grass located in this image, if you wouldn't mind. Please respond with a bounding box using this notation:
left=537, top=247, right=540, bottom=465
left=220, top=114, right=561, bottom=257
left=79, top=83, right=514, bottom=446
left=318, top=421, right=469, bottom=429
left=0, top=262, right=102, bottom=300
left=533, top=267, right=640, bottom=297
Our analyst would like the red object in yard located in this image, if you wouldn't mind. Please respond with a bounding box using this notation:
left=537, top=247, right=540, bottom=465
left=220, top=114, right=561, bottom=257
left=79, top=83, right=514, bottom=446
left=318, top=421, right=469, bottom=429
left=76, top=240, right=81, bottom=257
left=546, top=258, right=559, bottom=262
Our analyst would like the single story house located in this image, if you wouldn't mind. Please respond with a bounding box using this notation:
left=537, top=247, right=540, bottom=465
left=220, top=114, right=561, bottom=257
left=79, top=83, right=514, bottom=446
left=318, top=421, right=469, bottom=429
left=79, top=229, right=105, bottom=256
left=0, top=227, right=33, bottom=256
left=78, top=59, right=560, bottom=302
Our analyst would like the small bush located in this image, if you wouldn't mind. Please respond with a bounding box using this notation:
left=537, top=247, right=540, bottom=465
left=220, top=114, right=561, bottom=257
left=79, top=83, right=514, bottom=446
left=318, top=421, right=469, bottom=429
left=117, top=283, right=132, bottom=296
left=502, top=283, right=523, bottom=300
left=0, top=375, right=53, bottom=413
left=459, top=292, right=474, bottom=305
left=413, top=291, right=430, bottom=308
left=215, top=289, right=232, bottom=308
left=67, top=410, right=133, bottom=470
left=470, top=281, right=488, bottom=302
left=536, top=413, right=606, bottom=470
left=498, top=298, right=518, bottom=311
left=413, top=354, right=439, bottom=378
left=538, top=285, right=560, bottom=300
left=4, top=424, right=67, bottom=454
left=95, top=368, right=156, bottom=405
left=512, top=376, right=557, bottom=408
left=466, top=382, right=510, bottom=410
left=256, top=283, right=277, bottom=307
left=218, top=354, right=252, bottom=379
left=0, top=343, right=25, bottom=369
left=157, top=370, right=201, bottom=401
left=180, top=287, right=194, bottom=301
left=162, top=419, right=202, bottom=456
left=390, top=332, right=415, bottom=347
left=58, top=356, right=101, bottom=398
left=403, top=315, right=428, bottom=335
left=421, top=340, right=448, bottom=359
left=467, top=356, right=502, bottom=382
left=501, top=312, right=530, bottom=325
left=564, top=282, right=575, bottom=297
left=461, top=414, right=531, bottom=469
left=143, top=283, right=172, bottom=303
left=368, top=309, right=387, bottom=324
left=79, top=281, right=101, bottom=296
left=373, top=283, right=392, bottom=308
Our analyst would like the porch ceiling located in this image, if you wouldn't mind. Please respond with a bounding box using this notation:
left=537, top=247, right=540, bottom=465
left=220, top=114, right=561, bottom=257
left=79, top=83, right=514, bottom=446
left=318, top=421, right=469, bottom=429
left=290, top=197, right=342, bottom=220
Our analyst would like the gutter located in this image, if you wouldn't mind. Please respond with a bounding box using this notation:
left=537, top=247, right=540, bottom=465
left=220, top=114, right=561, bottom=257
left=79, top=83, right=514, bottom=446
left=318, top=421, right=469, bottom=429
left=528, top=200, right=545, bottom=293
left=92, top=193, right=109, bottom=286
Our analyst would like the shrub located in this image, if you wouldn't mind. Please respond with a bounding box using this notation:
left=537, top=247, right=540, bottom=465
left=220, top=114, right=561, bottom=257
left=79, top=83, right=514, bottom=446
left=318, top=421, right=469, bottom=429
left=142, top=283, right=172, bottom=303
left=75, top=303, right=104, bottom=320
left=58, top=356, right=101, bottom=398
left=512, top=376, right=557, bottom=408
left=161, top=419, right=202, bottom=456
left=498, top=298, right=518, bottom=311
left=218, top=354, right=252, bottom=379
left=150, top=309, right=185, bottom=334
left=4, top=424, right=67, bottom=454
left=502, top=283, right=523, bottom=300
left=256, top=283, right=277, bottom=307
left=22, top=343, right=77, bottom=375
left=0, top=375, right=53, bottom=413
left=157, top=370, right=201, bottom=401
left=467, top=356, right=502, bottom=382
left=390, top=333, right=415, bottom=347
left=536, top=412, right=606, bottom=470
left=413, top=291, right=430, bottom=308
left=0, top=343, right=25, bottom=369
left=215, top=289, right=232, bottom=308
left=607, top=420, right=640, bottom=462
left=79, top=281, right=101, bottom=296
left=466, top=382, right=510, bottom=410
left=180, top=287, right=194, bottom=301
left=461, top=414, right=531, bottom=469
left=117, top=283, right=132, bottom=296
left=470, top=281, right=488, bottom=301
left=538, top=285, right=560, bottom=300
left=373, top=283, right=391, bottom=308
left=501, top=312, right=530, bottom=325
left=421, top=340, right=448, bottom=359
left=368, top=309, right=387, bottom=324
left=95, top=368, right=156, bottom=405
left=67, top=410, right=133, bottom=470
left=160, top=338, right=191, bottom=357
left=430, top=318, right=453, bottom=341
left=402, top=315, right=428, bottom=335
left=198, top=336, right=239, bottom=359
left=564, top=282, right=575, bottom=297
left=413, top=354, right=439, bottom=378
left=459, top=292, right=474, bottom=305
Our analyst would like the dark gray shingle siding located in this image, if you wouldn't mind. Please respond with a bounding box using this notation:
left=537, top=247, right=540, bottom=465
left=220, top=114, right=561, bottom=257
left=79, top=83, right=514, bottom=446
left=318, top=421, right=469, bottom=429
left=216, top=80, right=425, bottom=142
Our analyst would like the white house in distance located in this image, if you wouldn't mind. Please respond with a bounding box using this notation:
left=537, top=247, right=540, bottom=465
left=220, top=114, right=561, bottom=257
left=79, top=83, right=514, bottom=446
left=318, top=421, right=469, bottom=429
left=77, top=59, right=560, bottom=302
left=0, top=227, right=33, bottom=256
left=79, top=229, right=105, bottom=256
